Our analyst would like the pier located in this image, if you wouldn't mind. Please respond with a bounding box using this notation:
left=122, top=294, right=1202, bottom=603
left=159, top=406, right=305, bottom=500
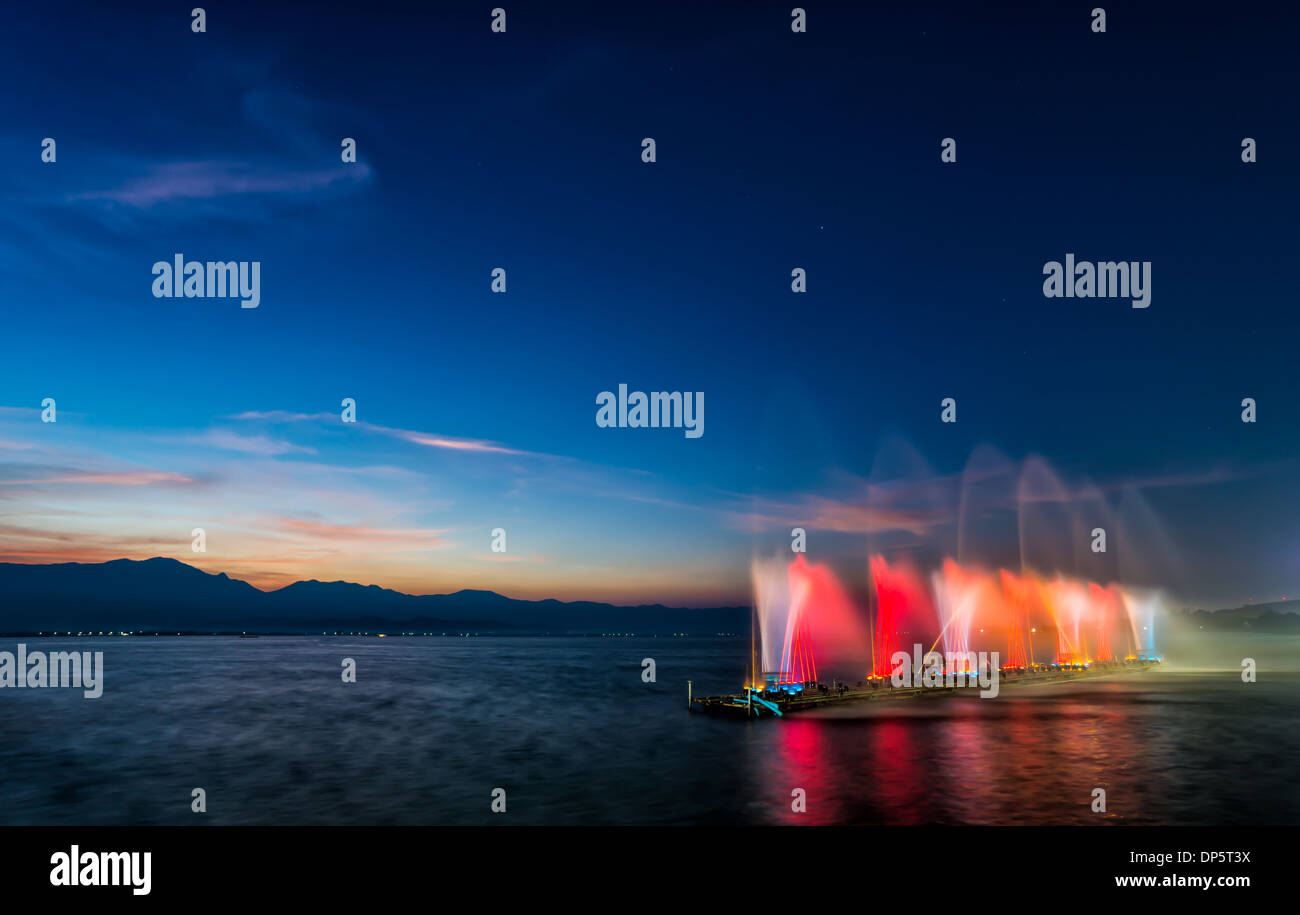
left=689, top=658, right=1159, bottom=718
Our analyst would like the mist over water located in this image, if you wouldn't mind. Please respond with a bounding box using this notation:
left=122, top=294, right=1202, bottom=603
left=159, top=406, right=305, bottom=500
left=1157, top=629, right=1300, bottom=672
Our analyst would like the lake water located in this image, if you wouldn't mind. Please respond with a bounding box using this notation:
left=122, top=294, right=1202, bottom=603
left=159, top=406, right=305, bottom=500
left=0, top=635, right=1296, bottom=825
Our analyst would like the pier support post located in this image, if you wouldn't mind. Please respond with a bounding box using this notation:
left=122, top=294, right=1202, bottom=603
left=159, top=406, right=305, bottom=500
left=687, top=680, right=692, bottom=709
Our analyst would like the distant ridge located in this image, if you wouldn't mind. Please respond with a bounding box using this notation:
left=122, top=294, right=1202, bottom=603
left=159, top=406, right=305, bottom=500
left=0, top=557, right=748, bottom=635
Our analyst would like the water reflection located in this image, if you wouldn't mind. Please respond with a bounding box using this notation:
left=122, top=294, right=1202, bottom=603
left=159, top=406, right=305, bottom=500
left=748, top=678, right=1257, bottom=825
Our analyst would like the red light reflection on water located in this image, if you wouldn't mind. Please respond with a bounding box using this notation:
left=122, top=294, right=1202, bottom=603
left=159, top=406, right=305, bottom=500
left=750, top=682, right=1154, bottom=825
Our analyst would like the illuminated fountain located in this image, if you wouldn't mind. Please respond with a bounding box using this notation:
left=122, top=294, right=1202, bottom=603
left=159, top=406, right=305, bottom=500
left=868, top=556, right=937, bottom=677
left=751, top=555, right=872, bottom=690
left=746, top=451, right=1173, bottom=688
left=751, top=555, right=1164, bottom=688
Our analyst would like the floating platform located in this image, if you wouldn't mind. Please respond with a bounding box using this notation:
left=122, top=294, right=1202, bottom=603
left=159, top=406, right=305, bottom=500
left=688, top=658, right=1160, bottom=718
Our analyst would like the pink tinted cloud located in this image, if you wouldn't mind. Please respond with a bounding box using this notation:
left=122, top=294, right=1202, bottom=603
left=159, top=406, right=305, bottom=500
left=2, top=470, right=194, bottom=487
left=267, top=516, right=451, bottom=547
left=226, top=409, right=540, bottom=458
left=69, top=160, right=371, bottom=208
left=394, top=431, right=524, bottom=455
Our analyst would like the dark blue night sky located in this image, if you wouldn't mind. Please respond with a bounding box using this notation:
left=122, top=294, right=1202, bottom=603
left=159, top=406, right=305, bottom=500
left=1, top=0, right=1297, bottom=607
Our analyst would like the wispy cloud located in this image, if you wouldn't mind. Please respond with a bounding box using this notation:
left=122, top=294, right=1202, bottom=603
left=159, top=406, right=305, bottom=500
left=386, top=429, right=525, bottom=456
left=0, top=524, right=189, bottom=564
left=188, top=429, right=316, bottom=456
left=266, top=516, right=450, bottom=548
left=0, top=465, right=195, bottom=488
left=229, top=410, right=334, bottom=423
left=470, top=552, right=547, bottom=564
left=40, top=471, right=195, bottom=487
left=723, top=492, right=943, bottom=538
left=68, top=160, right=370, bottom=208
left=227, top=408, right=550, bottom=459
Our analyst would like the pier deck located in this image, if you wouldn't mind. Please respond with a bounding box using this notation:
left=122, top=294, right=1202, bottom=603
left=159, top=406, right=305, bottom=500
left=689, top=659, right=1158, bottom=718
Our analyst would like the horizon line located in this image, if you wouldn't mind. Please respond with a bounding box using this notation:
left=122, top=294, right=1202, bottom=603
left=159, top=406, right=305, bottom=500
left=0, top=555, right=752, bottom=611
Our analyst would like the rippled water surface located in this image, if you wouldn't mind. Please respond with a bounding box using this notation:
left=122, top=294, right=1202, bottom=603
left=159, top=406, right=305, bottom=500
left=0, top=636, right=1295, bottom=825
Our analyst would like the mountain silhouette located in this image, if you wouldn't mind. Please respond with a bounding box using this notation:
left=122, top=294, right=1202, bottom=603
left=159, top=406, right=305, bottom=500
left=0, top=557, right=748, bottom=634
